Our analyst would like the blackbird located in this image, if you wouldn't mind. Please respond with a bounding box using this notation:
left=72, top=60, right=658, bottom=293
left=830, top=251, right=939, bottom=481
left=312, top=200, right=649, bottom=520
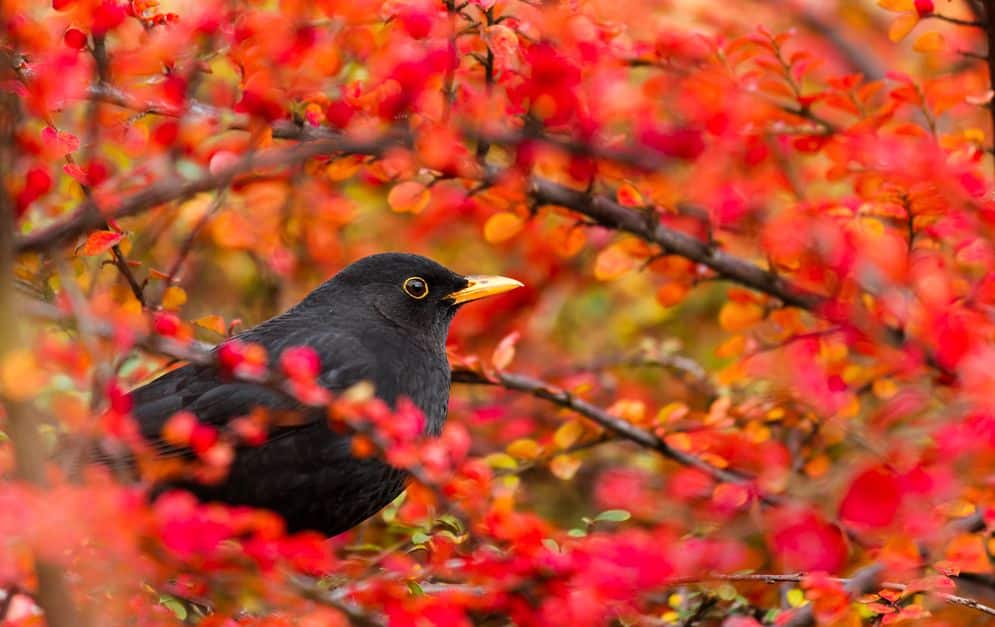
left=125, top=253, right=522, bottom=536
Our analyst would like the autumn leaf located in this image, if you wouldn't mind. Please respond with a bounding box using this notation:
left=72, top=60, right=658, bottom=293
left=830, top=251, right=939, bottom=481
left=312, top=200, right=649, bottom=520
left=550, top=454, right=582, bottom=480
left=912, top=31, right=943, bottom=52
left=594, top=244, right=635, bottom=281
left=718, top=301, right=764, bottom=332
left=839, top=466, right=902, bottom=529
left=388, top=181, right=431, bottom=214
left=888, top=14, right=919, bottom=42
left=78, top=230, right=124, bottom=256
left=193, top=315, right=227, bottom=336
left=0, top=349, right=47, bottom=401
left=491, top=331, right=520, bottom=370
left=616, top=183, right=644, bottom=207
left=506, top=438, right=543, bottom=460
left=553, top=419, right=584, bottom=450
left=484, top=212, right=524, bottom=243
left=550, top=223, right=586, bottom=258
left=161, top=286, right=188, bottom=311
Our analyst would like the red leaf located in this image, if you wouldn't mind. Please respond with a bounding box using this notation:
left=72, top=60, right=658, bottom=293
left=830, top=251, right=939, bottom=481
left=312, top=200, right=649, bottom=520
left=839, top=466, right=902, bottom=529
left=64, top=162, right=87, bottom=183
left=768, top=507, right=848, bottom=573
left=78, top=230, right=124, bottom=256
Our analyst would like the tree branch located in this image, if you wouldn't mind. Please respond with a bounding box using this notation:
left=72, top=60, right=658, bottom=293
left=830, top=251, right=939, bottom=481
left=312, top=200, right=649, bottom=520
left=14, top=132, right=408, bottom=255
left=671, top=566, right=995, bottom=620
left=526, top=176, right=824, bottom=310
left=0, top=46, right=83, bottom=627
left=452, top=367, right=780, bottom=505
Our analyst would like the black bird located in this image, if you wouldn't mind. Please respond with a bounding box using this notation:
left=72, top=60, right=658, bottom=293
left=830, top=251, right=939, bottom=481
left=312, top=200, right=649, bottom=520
left=125, top=253, right=522, bottom=536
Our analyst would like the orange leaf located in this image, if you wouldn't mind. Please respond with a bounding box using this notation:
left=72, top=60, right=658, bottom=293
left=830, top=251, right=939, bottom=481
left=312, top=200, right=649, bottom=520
left=550, top=223, right=586, bottom=258
left=387, top=181, right=430, bottom=214
left=594, top=244, right=634, bottom=281
left=484, top=212, right=524, bottom=243
left=161, top=286, right=187, bottom=311
left=193, top=315, right=227, bottom=336
left=491, top=331, right=520, bottom=370
left=655, top=282, right=689, bottom=307
left=712, top=483, right=750, bottom=510
left=78, top=230, right=124, bottom=256
left=616, top=183, right=644, bottom=207
left=718, top=301, right=764, bottom=332
left=325, top=155, right=364, bottom=181
left=553, top=419, right=584, bottom=450
left=550, top=454, right=581, bottom=480
left=0, top=349, right=46, bottom=401
left=912, top=31, right=943, bottom=52
left=506, top=438, right=543, bottom=460
left=888, top=14, right=919, bottom=42
left=878, top=0, right=915, bottom=11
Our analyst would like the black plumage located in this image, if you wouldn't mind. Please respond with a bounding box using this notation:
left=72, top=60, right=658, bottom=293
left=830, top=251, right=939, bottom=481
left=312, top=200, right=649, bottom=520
left=125, top=253, right=522, bottom=536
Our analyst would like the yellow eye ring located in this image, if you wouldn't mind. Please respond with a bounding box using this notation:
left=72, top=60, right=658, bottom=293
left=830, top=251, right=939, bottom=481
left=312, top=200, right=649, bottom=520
left=403, top=276, right=429, bottom=299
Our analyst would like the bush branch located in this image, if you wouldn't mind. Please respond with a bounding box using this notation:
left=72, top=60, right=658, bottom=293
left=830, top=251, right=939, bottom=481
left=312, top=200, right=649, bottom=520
left=452, top=367, right=780, bottom=505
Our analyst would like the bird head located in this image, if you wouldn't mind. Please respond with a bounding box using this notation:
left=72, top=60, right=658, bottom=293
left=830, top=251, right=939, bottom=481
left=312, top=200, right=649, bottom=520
left=309, top=253, right=523, bottom=340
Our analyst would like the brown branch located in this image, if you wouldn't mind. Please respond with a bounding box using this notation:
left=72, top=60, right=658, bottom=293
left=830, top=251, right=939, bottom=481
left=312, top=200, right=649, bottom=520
left=671, top=566, right=995, bottom=620
left=926, top=13, right=986, bottom=28
left=452, top=367, right=780, bottom=505
left=148, top=190, right=227, bottom=311
left=22, top=295, right=773, bottom=503
left=526, top=176, right=825, bottom=310
left=786, top=563, right=882, bottom=627
left=0, top=46, right=83, bottom=627
left=14, top=131, right=408, bottom=255
left=780, top=2, right=886, bottom=80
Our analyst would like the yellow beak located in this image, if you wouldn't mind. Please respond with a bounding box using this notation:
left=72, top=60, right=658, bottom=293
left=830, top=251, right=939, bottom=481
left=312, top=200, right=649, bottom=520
left=447, top=275, right=524, bottom=305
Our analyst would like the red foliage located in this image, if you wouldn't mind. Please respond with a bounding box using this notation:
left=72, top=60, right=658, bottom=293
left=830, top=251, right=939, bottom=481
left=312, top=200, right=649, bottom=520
left=4, top=0, right=995, bottom=623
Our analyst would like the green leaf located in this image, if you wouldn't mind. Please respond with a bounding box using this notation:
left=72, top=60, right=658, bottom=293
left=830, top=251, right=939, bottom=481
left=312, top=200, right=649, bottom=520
left=542, top=538, right=560, bottom=553
left=407, top=581, right=424, bottom=597
left=411, top=531, right=430, bottom=545
left=436, top=514, right=464, bottom=534
left=158, top=595, right=188, bottom=621
left=594, top=509, right=632, bottom=523
left=344, top=543, right=383, bottom=553
left=567, top=528, right=587, bottom=538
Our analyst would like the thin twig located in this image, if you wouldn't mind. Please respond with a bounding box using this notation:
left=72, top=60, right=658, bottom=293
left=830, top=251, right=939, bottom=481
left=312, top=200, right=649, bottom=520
left=670, top=567, right=995, bottom=620
left=452, top=367, right=780, bottom=505
left=15, top=131, right=409, bottom=254
left=926, top=13, right=986, bottom=28
left=151, top=190, right=227, bottom=309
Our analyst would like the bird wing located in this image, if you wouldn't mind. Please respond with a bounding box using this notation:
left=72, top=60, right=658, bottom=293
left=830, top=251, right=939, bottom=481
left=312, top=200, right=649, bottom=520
left=130, top=329, right=373, bottom=458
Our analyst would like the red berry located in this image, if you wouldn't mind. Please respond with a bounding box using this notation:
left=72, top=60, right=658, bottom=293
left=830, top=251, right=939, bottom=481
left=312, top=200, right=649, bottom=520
left=64, top=28, right=88, bottom=50
left=153, top=311, right=181, bottom=337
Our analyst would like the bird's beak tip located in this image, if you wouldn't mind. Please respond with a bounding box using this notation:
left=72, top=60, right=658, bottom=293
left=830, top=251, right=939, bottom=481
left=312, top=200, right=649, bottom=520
left=448, top=275, right=524, bottom=305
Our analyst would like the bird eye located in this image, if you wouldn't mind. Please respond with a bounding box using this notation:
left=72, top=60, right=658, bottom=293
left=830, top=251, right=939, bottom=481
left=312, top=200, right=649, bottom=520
left=403, top=276, right=429, bottom=299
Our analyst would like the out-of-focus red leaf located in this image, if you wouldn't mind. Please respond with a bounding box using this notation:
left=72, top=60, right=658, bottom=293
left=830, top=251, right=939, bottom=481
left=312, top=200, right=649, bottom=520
left=838, top=466, right=902, bottom=529
left=78, top=230, right=124, bottom=256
